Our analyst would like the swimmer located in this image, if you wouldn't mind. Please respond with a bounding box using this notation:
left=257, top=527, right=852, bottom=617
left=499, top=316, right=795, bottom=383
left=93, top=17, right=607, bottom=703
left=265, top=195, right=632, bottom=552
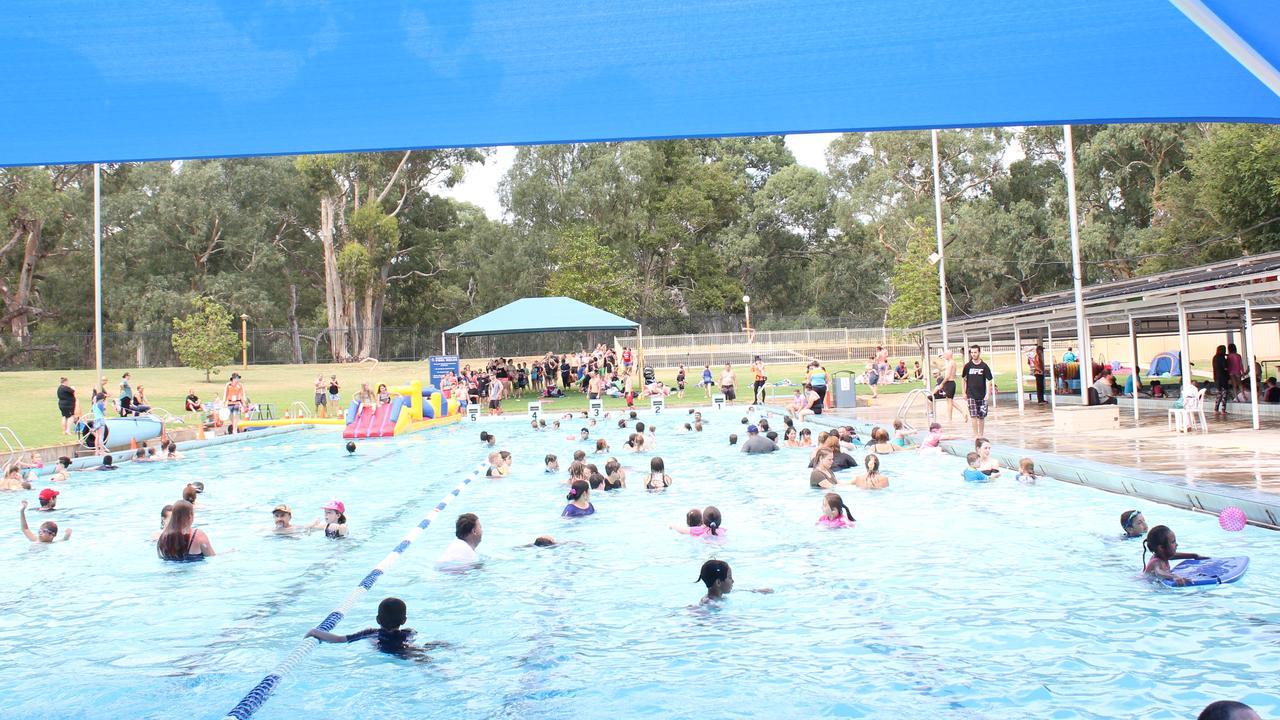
left=0, top=465, right=30, bottom=491
left=486, top=434, right=497, bottom=447
left=1197, top=701, right=1262, bottom=720
left=853, top=454, right=889, bottom=490
left=867, top=427, right=897, bottom=454
left=20, top=500, right=71, bottom=542
left=93, top=455, right=117, bottom=472
left=50, top=456, right=72, bottom=480
left=566, top=428, right=589, bottom=442
left=617, top=419, right=628, bottom=429
left=701, top=506, right=725, bottom=540
left=164, top=442, right=183, bottom=460
left=520, top=535, right=583, bottom=548
left=134, top=448, right=149, bottom=463
left=306, top=500, right=348, bottom=538
left=809, top=448, right=838, bottom=489
left=191, top=481, right=205, bottom=494
left=645, top=457, right=673, bottom=490
left=891, top=419, right=910, bottom=446
left=307, top=597, right=445, bottom=658
left=594, top=438, right=610, bottom=454
left=728, top=433, right=738, bottom=446
left=438, top=513, right=482, bottom=564
left=152, top=504, right=173, bottom=541
left=962, top=452, right=988, bottom=482
left=1142, top=525, right=1206, bottom=585
left=572, top=449, right=587, bottom=462
left=588, top=471, right=606, bottom=490
left=182, top=484, right=198, bottom=505
left=479, top=431, right=490, bottom=444
left=671, top=508, right=705, bottom=536
left=695, top=560, right=772, bottom=604
left=562, top=480, right=595, bottom=517
left=817, top=492, right=856, bottom=528
left=783, top=427, right=804, bottom=448
left=485, top=451, right=508, bottom=477
left=797, top=428, right=812, bottom=446
left=346, top=441, right=356, bottom=455
left=544, top=454, right=559, bottom=473
left=566, top=461, right=587, bottom=485
left=272, top=504, right=299, bottom=534
left=553, top=420, right=561, bottom=430
left=156, top=500, right=214, bottom=560
left=625, top=433, right=645, bottom=452
left=918, top=422, right=943, bottom=453
left=36, top=488, right=59, bottom=511
left=1014, top=457, right=1037, bottom=485
left=1120, top=510, right=1148, bottom=538
left=975, top=438, right=1001, bottom=476
left=604, top=458, right=626, bottom=489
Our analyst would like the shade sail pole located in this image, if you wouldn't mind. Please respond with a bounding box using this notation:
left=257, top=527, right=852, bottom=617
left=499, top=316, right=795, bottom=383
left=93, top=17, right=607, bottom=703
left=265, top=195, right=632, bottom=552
left=1063, top=125, right=1091, bottom=404
left=1128, top=315, right=1141, bottom=423
left=93, top=163, right=103, bottom=381
left=1245, top=299, right=1260, bottom=430
left=1170, top=0, right=1280, bottom=99
left=931, top=129, right=949, bottom=352
left=1014, top=325, right=1025, bottom=414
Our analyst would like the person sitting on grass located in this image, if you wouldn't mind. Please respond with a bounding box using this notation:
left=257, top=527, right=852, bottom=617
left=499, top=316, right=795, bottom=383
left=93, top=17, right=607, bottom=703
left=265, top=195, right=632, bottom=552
left=20, top=500, right=71, bottom=542
left=306, top=597, right=447, bottom=659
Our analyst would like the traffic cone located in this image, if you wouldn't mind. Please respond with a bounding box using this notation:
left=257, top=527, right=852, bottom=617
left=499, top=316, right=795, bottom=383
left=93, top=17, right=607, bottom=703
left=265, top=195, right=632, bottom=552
left=130, top=437, right=138, bottom=450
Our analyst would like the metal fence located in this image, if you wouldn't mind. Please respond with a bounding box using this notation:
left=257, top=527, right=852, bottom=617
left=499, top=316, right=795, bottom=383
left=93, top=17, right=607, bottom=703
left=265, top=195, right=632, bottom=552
left=631, top=326, right=921, bottom=370
left=1, top=314, right=905, bottom=371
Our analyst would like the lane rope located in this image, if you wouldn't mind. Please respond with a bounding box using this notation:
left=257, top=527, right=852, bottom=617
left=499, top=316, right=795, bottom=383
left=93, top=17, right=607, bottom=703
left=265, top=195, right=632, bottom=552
left=222, top=459, right=490, bottom=720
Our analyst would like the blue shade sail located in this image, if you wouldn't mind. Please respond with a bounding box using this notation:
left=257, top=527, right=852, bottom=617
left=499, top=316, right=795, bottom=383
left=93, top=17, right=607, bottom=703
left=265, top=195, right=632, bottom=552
left=446, top=297, right=637, bottom=336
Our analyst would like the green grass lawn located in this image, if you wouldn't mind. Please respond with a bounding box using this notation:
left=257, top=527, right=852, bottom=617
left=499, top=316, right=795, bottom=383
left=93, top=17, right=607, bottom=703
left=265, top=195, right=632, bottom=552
left=1, top=356, right=1041, bottom=451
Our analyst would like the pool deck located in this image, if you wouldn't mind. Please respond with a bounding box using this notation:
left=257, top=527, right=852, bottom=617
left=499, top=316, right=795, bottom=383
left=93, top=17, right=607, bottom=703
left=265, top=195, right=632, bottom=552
left=835, top=400, right=1280, bottom=496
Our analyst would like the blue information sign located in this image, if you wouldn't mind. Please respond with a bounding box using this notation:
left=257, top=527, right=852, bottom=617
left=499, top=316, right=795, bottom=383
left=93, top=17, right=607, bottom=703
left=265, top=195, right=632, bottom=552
left=428, top=355, right=460, bottom=388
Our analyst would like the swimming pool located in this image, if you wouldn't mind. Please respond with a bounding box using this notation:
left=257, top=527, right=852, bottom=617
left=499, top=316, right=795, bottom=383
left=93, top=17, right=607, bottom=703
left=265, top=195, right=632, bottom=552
left=2, top=411, right=1278, bottom=718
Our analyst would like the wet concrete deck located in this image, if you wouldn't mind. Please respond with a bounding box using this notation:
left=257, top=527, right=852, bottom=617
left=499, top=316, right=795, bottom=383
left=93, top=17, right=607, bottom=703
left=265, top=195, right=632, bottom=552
left=843, top=399, right=1280, bottom=496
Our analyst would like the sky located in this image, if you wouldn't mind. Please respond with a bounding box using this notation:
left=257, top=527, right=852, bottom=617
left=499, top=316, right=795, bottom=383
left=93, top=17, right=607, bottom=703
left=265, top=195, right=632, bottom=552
left=432, top=133, right=843, bottom=221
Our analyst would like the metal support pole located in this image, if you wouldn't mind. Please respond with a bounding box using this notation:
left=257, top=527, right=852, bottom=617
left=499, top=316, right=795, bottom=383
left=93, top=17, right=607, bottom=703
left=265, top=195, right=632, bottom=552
left=1014, top=325, right=1025, bottom=414
left=1063, top=124, right=1091, bottom=405
left=93, top=163, right=103, bottom=379
left=1128, top=315, right=1141, bottom=423
left=931, top=129, right=949, bottom=352
left=1245, top=300, right=1260, bottom=430
left=240, top=314, right=248, bottom=369
left=441, top=332, right=446, bottom=356
left=1047, top=325, right=1057, bottom=411
left=1177, top=302, right=1193, bottom=387
left=921, top=338, right=930, bottom=391
left=454, top=335, right=459, bottom=357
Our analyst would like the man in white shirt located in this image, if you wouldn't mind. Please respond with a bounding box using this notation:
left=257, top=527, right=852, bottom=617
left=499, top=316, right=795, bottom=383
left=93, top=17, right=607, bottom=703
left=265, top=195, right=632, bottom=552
left=437, top=513, right=482, bottom=565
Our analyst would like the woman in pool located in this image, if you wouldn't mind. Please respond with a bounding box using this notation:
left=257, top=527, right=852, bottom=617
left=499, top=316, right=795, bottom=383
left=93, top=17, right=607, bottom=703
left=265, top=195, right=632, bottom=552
left=696, top=559, right=772, bottom=604
left=853, top=454, right=889, bottom=489
left=783, top=426, right=805, bottom=448
left=1142, top=525, right=1206, bottom=585
left=594, top=438, right=610, bottom=454
left=671, top=508, right=706, bottom=536
left=562, top=480, right=595, bottom=517
left=645, top=457, right=673, bottom=490
left=604, top=458, right=626, bottom=489
left=157, top=500, right=216, bottom=561
left=975, top=438, right=1001, bottom=477
left=867, top=427, right=897, bottom=454
left=307, top=500, right=348, bottom=538
left=809, top=448, right=838, bottom=489
left=817, top=492, right=856, bottom=528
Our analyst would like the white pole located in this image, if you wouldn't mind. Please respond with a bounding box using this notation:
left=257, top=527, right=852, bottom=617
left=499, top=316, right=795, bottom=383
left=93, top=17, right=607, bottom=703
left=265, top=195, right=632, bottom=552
left=94, top=163, right=103, bottom=381
left=1177, top=302, right=1193, bottom=385
left=1063, top=125, right=1092, bottom=405
left=454, top=335, right=459, bottom=357
left=440, top=332, right=446, bottom=356
left=1246, top=299, right=1260, bottom=430
left=1047, top=325, right=1057, bottom=411
left=931, top=129, right=949, bottom=352
left=1169, top=0, right=1280, bottom=98
left=1128, top=315, right=1141, bottom=423
left=1014, top=325, right=1025, bottom=414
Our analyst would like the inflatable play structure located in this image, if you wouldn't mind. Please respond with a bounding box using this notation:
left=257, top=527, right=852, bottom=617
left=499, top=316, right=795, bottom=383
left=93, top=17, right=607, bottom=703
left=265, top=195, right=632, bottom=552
left=1148, top=350, right=1181, bottom=377
left=342, top=380, right=464, bottom=439
left=1052, top=361, right=1107, bottom=394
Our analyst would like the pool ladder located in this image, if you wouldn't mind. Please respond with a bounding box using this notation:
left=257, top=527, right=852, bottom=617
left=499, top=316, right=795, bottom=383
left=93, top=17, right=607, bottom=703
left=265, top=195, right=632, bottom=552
left=893, top=389, right=935, bottom=432
left=288, top=401, right=313, bottom=419
left=0, top=426, right=27, bottom=469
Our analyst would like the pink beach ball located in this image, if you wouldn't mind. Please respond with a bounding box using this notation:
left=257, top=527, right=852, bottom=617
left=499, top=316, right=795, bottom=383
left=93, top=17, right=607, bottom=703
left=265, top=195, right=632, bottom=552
left=1218, top=506, right=1247, bottom=532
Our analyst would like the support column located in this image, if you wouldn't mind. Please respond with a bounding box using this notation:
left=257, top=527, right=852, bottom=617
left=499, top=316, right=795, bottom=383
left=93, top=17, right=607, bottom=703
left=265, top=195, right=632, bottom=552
left=1047, top=325, right=1057, bottom=411
left=1128, top=315, right=1141, bottom=423
left=1177, top=302, right=1193, bottom=388
left=1245, top=300, right=1260, bottom=430
left=1014, top=325, right=1025, bottom=414
left=931, top=129, right=950, bottom=352
left=1063, top=124, right=1092, bottom=405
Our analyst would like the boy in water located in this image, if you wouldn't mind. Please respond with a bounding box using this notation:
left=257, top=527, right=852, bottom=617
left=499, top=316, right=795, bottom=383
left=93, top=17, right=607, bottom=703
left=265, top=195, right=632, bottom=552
left=20, top=500, right=71, bottom=542
left=307, top=597, right=445, bottom=658
left=1120, top=510, right=1148, bottom=538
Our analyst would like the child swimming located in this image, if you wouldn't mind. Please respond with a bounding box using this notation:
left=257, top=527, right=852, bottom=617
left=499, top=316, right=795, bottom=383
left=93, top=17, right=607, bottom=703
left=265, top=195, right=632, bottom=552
left=853, top=454, right=888, bottom=490
left=544, top=454, right=559, bottom=473
left=307, top=597, right=445, bottom=658
left=701, top=506, right=725, bottom=540
left=695, top=559, right=772, bottom=604
left=1014, top=457, right=1037, bottom=485
left=891, top=419, right=910, bottom=446
left=307, top=500, right=348, bottom=538
left=962, top=452, right=989, bottom=482
left=918, top=422, right=943, bottom=453
left=671, top=507, right=705, bottom=536
left=19, top=500, right=71, bottom=542
left=645, top=457, right=673, bottom=490
left=1120, top=510, right=1148, bottom=538
left=1142, top=525, right=1207, bottom=585
left=817, top=493, right=855, bottom=528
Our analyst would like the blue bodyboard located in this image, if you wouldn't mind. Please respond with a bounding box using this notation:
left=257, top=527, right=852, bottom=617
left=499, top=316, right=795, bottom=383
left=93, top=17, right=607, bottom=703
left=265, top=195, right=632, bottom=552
left=1164, top=556, right=1249, bottom=587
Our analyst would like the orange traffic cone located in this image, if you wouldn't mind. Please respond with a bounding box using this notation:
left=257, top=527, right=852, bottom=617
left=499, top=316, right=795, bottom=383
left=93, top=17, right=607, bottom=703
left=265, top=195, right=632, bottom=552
left=130, top=437, right=138, bottom=451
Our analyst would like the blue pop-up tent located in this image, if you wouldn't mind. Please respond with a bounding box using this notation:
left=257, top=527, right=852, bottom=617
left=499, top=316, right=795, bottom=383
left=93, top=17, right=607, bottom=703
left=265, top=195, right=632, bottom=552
left=1, top=0, right=1278, bottom=167
left=446, top=297, right=637, bottom=337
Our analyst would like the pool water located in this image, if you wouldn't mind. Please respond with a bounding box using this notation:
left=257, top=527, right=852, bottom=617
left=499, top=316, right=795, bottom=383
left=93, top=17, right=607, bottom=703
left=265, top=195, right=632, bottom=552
left=2, top=411, right=1278, bottom=719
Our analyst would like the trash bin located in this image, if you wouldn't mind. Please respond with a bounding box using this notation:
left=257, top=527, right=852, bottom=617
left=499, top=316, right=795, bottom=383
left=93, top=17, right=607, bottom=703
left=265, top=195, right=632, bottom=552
left=831, top=370, right=857, bottom=410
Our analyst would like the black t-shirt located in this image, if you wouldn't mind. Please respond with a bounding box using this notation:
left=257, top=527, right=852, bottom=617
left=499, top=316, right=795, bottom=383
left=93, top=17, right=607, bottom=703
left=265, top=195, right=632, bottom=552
left=962, top=361, right=993, bottom=399
left=57, top=385, right=75, bottom=406
left=808, top=451, right=857, bottom=471
left=1212, top=354, right=1229, bottom=385
left=345, top=627, right=417, bottom=654
left=1266, top=386, right=1280, bottom=403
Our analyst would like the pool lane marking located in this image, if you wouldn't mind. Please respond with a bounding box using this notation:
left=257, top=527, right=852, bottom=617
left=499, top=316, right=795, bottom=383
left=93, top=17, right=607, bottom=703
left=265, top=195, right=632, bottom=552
left=222, top=459, right=491, bottom=720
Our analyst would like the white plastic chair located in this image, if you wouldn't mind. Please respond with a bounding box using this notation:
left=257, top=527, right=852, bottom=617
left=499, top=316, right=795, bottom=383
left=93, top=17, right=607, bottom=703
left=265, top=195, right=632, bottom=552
left=1167, top=386, right=1208, bottom=433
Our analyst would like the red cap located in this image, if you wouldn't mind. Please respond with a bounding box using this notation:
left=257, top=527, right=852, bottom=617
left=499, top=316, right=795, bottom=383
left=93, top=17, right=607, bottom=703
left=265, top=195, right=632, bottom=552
left=39, top=488, right=60, bottom=501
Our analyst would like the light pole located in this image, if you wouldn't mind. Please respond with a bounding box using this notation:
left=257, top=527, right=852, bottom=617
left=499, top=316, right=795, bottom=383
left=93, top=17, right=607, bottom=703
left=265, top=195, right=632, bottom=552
left=742, top=295, right=752, bottom=343
left=240, top=314, right=249, bottom=369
